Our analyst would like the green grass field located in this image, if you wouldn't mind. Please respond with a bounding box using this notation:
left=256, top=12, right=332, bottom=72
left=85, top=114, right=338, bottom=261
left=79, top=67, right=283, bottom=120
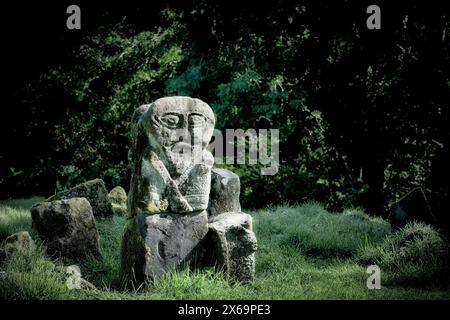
left=0, top=197, right=449, bottom=300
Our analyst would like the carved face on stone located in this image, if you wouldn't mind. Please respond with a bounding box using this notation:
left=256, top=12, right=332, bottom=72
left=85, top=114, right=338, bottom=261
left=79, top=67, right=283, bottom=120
left=142, top=97, right=215, bottom=178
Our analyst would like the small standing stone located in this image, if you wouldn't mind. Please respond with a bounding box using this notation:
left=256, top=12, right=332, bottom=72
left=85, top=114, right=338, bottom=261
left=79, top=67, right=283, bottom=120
left=208, top=168, right=242, bottom=216
left=31, top=197, right=100, bottom=260
left=1, top=231, right=35, bottom=260
left=207, top=212, right=257, bottom=282
left=108, top=186, right=128, bottom=215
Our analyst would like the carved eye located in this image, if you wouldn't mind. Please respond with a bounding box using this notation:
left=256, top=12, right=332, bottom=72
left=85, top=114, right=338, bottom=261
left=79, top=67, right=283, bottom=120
left=159, top=114, right=181, bottom=129
left=188, top=114, right=206, bottom=128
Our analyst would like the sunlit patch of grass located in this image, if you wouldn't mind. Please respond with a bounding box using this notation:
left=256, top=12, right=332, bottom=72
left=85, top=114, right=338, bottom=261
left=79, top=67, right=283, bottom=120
left=0, top=197, right=43, bottom=240
left=1, top=198, right=449, bottom=300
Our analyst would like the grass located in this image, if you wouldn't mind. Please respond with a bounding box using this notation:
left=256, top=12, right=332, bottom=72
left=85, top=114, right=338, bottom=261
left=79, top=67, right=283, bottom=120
left=0, top=198, right=449, bottom=300
left=357, top=221, right=450, bottom=286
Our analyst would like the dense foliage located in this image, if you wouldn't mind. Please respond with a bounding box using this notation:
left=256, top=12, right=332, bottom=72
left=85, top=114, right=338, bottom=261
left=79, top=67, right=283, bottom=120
left=1, top=1, right=449, bottom=225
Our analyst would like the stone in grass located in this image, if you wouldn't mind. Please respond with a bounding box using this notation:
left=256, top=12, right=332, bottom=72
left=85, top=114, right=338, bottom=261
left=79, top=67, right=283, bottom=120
left=108, top=186, right=127, bottom=206
left=0, top=231, right=35, bottom=260
left=108, top=186, right=128, bottom=215
left=31, top=197, right=100, bottom=260
left=208, top=168, right=242, bottom=216
left=121, top=210, right=209, bottom=283
left=47, top=179, right=114, bottom=217
left=204, top=212, right=257, bottom=283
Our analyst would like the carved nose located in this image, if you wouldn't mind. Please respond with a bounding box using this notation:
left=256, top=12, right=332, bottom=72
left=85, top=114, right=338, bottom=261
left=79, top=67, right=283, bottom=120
left=177, top=130, right=189, bottom=144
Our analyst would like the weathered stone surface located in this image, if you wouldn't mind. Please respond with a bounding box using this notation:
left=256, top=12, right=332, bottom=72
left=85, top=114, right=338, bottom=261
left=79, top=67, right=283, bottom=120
left=208, top=168, right=241, bottom=216
left=389, top=187, right=437, bottom=230
left=128, top=96, right=216, bottom=216
left=47, top=179, right=114, bottom=217
left=1, top=231, right=35, bottom=260
left=122, top=96, right=257, bottom=284
left=121, top=210, right=208, bottom=282
left=31, top=197, right=100, bottom=260
left=108, top=186, right=127, bottom=205
left=108, top=186, right=128, bottom=215
left=206, top=212, right=257, bottom=282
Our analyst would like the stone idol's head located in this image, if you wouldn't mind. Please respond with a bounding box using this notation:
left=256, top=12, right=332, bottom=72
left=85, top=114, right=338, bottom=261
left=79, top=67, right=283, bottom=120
left=142, top=96, right=215, bottom=176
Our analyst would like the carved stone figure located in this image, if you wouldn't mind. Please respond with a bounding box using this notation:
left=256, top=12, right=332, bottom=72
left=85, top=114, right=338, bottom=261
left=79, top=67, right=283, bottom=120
left=122, top=96, right=256, bottom=283
left=128, top=96, right=215, bottom=216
